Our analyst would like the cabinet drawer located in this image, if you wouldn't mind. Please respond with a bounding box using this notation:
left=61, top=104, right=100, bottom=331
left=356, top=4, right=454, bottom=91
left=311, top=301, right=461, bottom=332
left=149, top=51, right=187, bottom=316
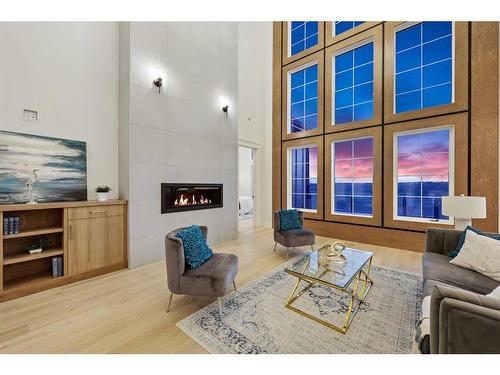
left=68, top=205, right=124, bottom=220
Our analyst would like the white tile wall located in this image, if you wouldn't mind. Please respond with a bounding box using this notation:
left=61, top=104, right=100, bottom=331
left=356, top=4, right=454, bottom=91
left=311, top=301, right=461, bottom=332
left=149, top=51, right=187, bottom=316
left=120, top=22, right=238, bottom=268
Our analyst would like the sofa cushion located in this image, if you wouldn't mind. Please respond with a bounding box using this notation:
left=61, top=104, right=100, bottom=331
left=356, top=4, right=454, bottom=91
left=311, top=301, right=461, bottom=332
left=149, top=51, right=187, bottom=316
left=423, top=252, right=499, bottom=295
left=179, top=253, right=238, bottom=297
left=450, top=228, right=500, bottom=282
left=175, top=225, right=213, bottom=269
left=278, top=209, right=302, bottom=231
left=448, top=225, right=500, bottom=258
left=423, top=278, right=454, bottom=297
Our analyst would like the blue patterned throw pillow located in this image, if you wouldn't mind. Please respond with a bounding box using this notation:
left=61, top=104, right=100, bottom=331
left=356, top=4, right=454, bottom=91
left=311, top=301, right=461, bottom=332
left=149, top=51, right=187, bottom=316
left=448, top=226, right=500, bottom=258
left=279, top=209, right=302, bottom=231
left=175, top=225, right=213, bottom=269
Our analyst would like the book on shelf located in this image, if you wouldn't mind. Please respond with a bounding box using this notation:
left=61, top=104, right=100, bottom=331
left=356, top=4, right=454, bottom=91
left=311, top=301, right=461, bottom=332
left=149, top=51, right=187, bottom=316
left=57, top=257, right=63, bottom=277
left=52, top=257, right=63, bottom=278
left=52, top=257, right=58, bottom=278
left=3, top=216, right=20, bottom=235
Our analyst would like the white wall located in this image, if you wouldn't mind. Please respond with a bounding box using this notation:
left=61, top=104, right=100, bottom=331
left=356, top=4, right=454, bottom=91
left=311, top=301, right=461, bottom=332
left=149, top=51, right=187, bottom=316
left=237, top=22, right=273, bottom=227
left=0, top=22, right=119, bottom=199
left=120, top=22, right=239, bottom=268
left=238, top=146, right=253, bottom=198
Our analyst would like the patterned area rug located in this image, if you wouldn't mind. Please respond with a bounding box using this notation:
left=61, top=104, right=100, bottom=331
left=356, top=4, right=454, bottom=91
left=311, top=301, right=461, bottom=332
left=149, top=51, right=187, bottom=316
left=177, top=257, right=422, bottom=354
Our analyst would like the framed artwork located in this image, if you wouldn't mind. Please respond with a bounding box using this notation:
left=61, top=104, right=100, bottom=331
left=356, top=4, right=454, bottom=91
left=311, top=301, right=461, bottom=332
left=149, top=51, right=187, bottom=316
left=0, top=130, right=87, bottom=204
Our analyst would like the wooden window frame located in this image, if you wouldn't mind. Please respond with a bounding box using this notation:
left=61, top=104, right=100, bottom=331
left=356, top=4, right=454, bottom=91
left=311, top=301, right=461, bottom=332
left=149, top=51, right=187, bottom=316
left=281, top=136, right=324, bottom=220
left=325, top=127, right=382, bottom=226
left=325, top=25, right=383, bottom=134
left=282, top=51, right=324, bottom=141
left=383, top=113, right=468, bottom=231
left=384, top=22, right=469, bottom=124
left=325, top=22, right=382, bottom=47
left=282, top=22, right=325, bottom=66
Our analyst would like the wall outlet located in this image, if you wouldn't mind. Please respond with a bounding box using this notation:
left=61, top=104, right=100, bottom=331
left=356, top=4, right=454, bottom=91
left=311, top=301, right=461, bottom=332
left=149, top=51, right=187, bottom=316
left=23, top=109, right=38, bottom=122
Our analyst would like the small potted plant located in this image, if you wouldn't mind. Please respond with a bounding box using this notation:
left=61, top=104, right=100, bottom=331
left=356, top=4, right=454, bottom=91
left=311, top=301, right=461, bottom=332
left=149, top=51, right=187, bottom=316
left=25, top=237, right=50, bottom=255
left=96, top=185, right=112, bottom=202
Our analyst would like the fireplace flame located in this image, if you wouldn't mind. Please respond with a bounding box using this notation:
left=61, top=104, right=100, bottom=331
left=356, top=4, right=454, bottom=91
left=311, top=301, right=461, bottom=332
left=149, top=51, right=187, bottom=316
left=174, top=194, right=212, bottom=207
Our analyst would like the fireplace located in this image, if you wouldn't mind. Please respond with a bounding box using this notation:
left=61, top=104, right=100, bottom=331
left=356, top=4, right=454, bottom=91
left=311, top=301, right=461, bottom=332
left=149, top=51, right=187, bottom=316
left=161, top=183, right=223, bottom=213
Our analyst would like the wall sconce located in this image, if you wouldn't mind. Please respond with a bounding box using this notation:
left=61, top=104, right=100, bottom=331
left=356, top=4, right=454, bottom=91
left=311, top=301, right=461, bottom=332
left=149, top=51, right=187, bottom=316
left=153, top=77, right=163, bottom=94
left=222, top=105, right=229, bottom=118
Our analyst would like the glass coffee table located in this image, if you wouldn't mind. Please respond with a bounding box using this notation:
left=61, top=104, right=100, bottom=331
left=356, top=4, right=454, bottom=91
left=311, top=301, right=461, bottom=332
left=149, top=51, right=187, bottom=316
left=284, top=244, right=374, bottom=334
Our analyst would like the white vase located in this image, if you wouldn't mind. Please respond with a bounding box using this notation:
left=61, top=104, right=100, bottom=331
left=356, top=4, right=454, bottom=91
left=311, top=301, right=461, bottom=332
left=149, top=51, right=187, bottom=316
left=97, top=192, right=108, bottom=202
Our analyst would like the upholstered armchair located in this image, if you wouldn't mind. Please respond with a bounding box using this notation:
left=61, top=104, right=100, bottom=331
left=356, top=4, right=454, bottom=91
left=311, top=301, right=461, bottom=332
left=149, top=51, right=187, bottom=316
left=165, top=226, right=238, bottom=315
left=273, top=211, right=315, bottom=258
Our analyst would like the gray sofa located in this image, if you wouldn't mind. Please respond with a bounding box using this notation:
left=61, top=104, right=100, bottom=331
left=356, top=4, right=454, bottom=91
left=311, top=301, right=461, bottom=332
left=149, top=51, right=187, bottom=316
left=423, top=228, right=500, bottom=353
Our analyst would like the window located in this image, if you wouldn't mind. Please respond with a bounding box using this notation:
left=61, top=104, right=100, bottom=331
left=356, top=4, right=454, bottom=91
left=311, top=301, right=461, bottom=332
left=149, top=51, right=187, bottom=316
left=289, top=63, right=318, bottom=132
left=333, top=41, right=374, bottom=125
left=289, top=21, right=319, bottom=56
left=325, top=25, right=382, bottom=132
left=289, top=146, right=318, bottom=211
left=334, top=22, right=365, bottom=36
left=283, top=137, right=324, bottom=219
left=395, top=127, right=453, bottom=222
left=395, top=22, right=453, bottom=114
left=332, top=137, right=373, bottom=216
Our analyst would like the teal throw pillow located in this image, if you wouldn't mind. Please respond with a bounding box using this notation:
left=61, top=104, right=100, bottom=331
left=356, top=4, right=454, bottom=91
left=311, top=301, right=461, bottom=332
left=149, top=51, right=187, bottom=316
left=279, top=209, right=302, bottom=231
left=448, top=226, right=500, bottom=258
left=175, top=225, right=213, bottom=269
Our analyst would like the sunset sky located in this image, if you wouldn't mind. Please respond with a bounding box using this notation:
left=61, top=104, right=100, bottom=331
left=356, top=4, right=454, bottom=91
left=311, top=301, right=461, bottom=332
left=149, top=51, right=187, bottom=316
left=397, top=129, right=449, bottom=182
left=334, top=138, right=373, bottom=183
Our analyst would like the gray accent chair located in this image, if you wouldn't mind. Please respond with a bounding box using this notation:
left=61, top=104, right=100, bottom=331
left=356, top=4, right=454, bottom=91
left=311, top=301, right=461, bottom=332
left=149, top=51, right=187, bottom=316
left=422, top=228, right=500, bottom=353
left=273, top=210, right=315, bottom=258
left=165, top=226, right=239, bottom=315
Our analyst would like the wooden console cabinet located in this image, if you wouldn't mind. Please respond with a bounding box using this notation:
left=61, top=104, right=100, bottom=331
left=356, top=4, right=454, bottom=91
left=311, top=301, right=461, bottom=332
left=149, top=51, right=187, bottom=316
left=0, top=200, right=128, bottom=302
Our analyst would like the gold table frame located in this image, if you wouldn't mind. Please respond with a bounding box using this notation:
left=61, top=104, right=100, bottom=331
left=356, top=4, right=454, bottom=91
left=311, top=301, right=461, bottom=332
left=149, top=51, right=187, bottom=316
left=284, top=250, right=373, bottom=334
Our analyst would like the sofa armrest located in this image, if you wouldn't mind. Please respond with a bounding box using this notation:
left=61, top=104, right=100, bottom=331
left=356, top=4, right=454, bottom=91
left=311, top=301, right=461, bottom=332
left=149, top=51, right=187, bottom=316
left=430, top=284, right=500, bottom=353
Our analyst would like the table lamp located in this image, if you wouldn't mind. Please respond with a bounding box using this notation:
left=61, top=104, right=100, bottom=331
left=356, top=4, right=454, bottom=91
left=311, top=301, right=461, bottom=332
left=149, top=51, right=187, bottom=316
left=442, top=194, right=486, bottom=230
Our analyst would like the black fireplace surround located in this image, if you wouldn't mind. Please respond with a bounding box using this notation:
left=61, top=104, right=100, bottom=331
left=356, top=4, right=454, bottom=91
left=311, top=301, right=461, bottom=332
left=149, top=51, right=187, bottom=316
left=161, top=183, right=223, bottom=213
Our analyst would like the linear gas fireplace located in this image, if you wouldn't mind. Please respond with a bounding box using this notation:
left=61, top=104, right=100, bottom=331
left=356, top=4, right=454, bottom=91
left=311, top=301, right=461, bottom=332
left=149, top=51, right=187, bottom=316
left=161, top=183, right=223, bottom=213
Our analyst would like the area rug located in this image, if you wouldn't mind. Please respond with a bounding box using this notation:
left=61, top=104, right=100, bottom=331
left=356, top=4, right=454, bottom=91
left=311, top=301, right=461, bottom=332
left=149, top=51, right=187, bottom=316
left=176, top=256, right=423, bottom=354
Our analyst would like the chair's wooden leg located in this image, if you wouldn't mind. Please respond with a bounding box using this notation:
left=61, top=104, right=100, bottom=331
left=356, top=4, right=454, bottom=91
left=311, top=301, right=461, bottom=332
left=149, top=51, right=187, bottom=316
left=233, top=280, right=237, bottom=291
left=167, top=292, right=174, bottom=313
left=217, top=297, right=222, bottom=317
left=273, top=242, right=277, bottom=252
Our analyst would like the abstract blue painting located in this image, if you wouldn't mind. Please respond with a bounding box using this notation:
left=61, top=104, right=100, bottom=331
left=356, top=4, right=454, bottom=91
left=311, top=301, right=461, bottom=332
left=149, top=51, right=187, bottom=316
left=0, top=130, right=87, bottom=204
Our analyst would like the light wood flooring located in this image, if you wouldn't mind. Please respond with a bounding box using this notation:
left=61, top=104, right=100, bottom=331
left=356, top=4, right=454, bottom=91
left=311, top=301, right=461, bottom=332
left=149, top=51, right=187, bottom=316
left=0, top=226, right=422, bottom=354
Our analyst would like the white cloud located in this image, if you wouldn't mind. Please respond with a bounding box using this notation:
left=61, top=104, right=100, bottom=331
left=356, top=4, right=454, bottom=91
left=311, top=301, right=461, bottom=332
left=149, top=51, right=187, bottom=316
left=0, top=132, right=85, bottom=182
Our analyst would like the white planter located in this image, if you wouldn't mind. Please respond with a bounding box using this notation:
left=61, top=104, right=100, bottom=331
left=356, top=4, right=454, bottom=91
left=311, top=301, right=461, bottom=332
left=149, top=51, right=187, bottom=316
left=97, top=192, right=108, bottom=202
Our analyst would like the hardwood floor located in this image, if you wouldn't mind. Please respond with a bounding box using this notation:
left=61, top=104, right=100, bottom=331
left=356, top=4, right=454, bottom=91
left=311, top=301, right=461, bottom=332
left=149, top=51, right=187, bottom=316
left=0, top=226, right=422, bottom=354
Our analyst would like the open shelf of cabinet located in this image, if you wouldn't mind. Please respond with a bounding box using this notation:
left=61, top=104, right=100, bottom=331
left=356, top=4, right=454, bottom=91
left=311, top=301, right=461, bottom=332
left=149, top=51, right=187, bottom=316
left=1, top=206, right=66, bottom=298
left=2, top=272, right=56, bottom=292
left=3, top=227, right=64, bottom=240
left=1, top=271, right=77, bottom=302
left=3, top=248, right=64, bottom=265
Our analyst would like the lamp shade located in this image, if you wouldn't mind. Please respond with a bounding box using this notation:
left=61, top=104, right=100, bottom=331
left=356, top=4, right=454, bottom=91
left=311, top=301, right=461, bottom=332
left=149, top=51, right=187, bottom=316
left=442, top=195, right=486, bottom=219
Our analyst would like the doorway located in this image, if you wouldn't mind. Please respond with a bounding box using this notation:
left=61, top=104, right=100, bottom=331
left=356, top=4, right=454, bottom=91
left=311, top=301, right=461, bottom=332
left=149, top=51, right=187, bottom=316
left=238, top=146, right=255, bottom=231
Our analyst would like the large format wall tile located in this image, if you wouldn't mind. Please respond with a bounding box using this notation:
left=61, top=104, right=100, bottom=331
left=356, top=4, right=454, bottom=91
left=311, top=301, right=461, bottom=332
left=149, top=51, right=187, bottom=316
left=121, top=22, right=239, bottom=268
